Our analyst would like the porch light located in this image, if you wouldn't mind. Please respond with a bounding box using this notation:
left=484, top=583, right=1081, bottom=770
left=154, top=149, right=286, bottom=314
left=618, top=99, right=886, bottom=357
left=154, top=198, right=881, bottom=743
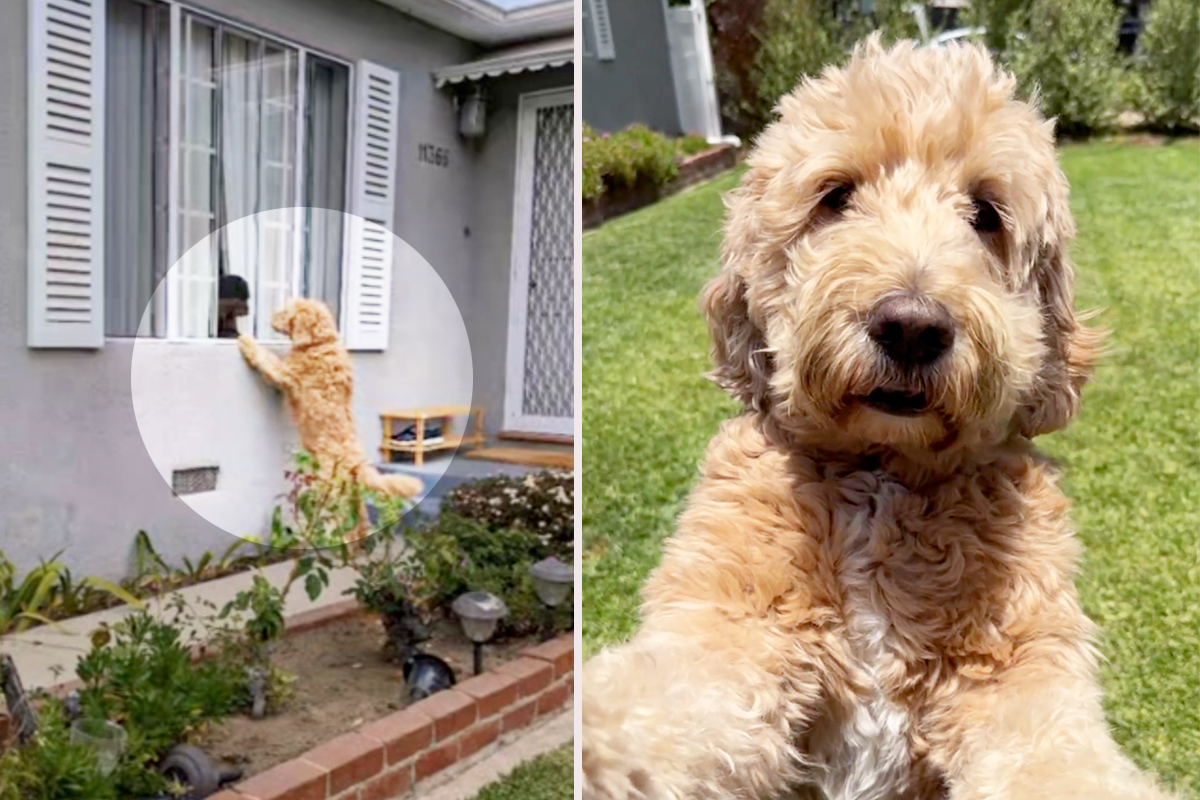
left=458, top=85, right=487, bottom=139
left=529, top=556, right=573, bottom=640
left=452, top=591, right=508, bottom=675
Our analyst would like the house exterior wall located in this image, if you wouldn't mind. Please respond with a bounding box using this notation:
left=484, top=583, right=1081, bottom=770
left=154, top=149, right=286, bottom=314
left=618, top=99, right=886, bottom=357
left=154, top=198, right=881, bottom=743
left=0, top=0, right=548, bottom=578
left=582, top=0, right=682, bottom=136
left=468, top=65, right=573, bottom=436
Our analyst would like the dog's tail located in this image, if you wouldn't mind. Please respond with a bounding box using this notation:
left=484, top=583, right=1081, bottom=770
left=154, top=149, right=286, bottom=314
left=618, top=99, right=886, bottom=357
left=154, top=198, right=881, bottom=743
left=356, top=464, right=424, bottom=499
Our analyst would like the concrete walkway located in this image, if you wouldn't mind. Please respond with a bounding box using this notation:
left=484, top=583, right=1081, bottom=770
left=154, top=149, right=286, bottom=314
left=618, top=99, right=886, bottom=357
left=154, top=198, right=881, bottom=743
left=0, top=559, right=359, bottom=693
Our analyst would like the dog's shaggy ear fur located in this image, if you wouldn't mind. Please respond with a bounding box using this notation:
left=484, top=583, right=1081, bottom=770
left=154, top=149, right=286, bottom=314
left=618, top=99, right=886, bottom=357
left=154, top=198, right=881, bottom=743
left=1016, top=190, right=1106, bottom=438
left=276, top=299, right=340, bottom=349
left=701, top=266, right=774, bottom=412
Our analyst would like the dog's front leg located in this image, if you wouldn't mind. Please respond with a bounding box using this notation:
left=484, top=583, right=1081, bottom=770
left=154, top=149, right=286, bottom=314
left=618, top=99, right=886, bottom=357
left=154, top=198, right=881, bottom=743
left=583, top=622, right=818, bottom=800
left=238, top=334, right=293, bottom=390
left=936, top=668, right=1177, bottom=800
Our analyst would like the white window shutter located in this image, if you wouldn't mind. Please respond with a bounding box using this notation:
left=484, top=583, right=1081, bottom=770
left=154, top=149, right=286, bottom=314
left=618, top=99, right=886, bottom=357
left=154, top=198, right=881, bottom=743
left=343, top=60, right=399, bottom=352
left=587, top=0, right=616, bottom=61
left=27, top=0, right=105, bottom=348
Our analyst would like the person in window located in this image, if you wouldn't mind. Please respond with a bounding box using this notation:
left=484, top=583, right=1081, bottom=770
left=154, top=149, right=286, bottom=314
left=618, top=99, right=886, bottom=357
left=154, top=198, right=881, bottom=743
left=217, top=274, right=250, bottom=338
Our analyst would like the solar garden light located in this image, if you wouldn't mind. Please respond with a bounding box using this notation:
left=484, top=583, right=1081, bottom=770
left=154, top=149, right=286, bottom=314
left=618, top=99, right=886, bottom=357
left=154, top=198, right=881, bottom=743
left=528, top=556, right=573, bottom=641
left=452, top=591, right=508, bottom=675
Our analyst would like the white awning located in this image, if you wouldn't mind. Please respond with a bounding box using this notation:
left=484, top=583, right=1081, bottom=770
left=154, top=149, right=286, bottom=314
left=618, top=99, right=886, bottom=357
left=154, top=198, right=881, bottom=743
left=433, top=36, right=573, bottom=88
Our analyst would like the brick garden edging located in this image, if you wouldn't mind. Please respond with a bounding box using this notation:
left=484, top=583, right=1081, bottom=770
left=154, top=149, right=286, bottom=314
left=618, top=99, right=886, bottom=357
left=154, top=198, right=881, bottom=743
left=583, top=142, right=741, bottom=230
left=209, top=634, right=573, bottom=800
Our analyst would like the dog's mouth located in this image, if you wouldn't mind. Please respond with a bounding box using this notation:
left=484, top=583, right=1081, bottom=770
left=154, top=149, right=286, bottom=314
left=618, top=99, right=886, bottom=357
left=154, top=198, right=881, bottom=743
left=858, top=388, right=931, bottom=417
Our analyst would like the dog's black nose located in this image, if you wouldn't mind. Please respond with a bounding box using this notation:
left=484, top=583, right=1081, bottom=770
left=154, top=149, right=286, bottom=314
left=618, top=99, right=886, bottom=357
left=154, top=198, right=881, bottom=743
left=868, top=295, right=955, bottom=367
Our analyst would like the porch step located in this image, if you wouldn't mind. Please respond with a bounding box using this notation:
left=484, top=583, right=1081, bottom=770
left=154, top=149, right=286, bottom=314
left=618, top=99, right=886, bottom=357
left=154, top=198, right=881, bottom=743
left=496, top=430, right=573, bottom=446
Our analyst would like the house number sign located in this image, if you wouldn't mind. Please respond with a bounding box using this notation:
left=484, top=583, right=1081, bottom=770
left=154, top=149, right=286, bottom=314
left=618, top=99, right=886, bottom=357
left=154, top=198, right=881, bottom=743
left=418, top=143, right=450, bottom=168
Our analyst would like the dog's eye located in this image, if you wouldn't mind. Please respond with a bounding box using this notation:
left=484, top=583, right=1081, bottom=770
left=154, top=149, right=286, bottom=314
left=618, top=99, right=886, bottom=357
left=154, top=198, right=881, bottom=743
left=819, top=183, right=855, bottom=214
left=971, top=198, right=1002, bottom=234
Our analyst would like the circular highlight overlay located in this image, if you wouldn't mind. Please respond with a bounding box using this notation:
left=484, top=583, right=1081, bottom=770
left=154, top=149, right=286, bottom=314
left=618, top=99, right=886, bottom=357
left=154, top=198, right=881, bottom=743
left=131, top=209, right=473, bottom=548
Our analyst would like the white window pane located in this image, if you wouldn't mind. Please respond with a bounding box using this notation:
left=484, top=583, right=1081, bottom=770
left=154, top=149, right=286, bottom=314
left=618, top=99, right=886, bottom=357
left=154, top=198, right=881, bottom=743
left=264, top=47, right=293, bottom=101
left=185, top=85, right=214, bottom=147
left=185, top=150, right=213, bottom=213
left=186, top=19, right=214, bottom=81
left=183, top=214, right=214, bottom=255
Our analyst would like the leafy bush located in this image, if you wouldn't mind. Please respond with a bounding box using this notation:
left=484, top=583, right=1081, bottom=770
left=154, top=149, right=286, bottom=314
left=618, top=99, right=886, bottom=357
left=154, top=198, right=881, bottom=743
left=441, top=470, right=573, bottom=555
left=675, top=133, right=713, bottom=158
left=711, top=0, right=920, bottom=136
left=1132, top=0, right=1200, bottom=132
left=0, top=701, right=115, bottom=800
left=967, top=0, right=1033, bottom=54
left=1004, top=0, right=1122, bottom=137
left=582, top=123, right=681, bottom=202
left=402, top=514, right=571, bottom=637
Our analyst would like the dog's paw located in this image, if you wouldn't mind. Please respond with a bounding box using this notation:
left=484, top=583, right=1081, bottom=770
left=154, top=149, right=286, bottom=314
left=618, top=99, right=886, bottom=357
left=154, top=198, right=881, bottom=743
left=237, top=334, right=256, bottom=361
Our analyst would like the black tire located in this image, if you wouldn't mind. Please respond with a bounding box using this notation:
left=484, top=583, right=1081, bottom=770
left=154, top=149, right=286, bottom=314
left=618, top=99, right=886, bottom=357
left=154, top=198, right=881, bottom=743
left=160, top=743, right=222, bottom=798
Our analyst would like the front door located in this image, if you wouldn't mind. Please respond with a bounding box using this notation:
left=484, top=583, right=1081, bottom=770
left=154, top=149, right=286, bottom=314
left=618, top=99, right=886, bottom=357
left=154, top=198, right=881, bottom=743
left=504, top=88, right=574, bottom=437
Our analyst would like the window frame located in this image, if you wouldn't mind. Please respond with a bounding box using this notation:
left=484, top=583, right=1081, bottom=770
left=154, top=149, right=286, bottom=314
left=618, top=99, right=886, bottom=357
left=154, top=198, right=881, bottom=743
left=106, top=0, right=356, bottom=343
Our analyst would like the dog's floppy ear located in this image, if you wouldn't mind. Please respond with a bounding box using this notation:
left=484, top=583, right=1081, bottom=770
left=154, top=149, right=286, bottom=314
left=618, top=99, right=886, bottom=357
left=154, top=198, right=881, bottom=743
left=700, top=266, right=773, bottom=412
left=1015, top=194, right=1105, bottom=438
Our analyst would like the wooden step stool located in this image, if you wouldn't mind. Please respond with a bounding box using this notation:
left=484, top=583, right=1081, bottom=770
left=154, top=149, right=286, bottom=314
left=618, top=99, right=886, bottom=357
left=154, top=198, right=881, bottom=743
left=379, top=405, right=485, bottom=466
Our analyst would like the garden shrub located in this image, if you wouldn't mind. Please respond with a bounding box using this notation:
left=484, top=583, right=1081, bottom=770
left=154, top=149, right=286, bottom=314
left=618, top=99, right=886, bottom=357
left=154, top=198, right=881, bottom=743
left=711, top=0, right=921, bottom=136
left=74, top=605, right=247, bottom=796
left=1004, top=0, right=1122, bottom=137
left=0, top=701, right=116, bottom=800
left=1132, top=0, right=1200, bottom=132
left=582, top=123, right=680, bottom=202
left=440, top=469, right=573, bottom=554
left=403, top=513, right=571, bottom=637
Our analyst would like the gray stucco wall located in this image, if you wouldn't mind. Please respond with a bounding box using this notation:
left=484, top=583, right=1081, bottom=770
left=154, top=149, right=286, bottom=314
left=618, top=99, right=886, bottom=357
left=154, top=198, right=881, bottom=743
left=582, top=0, right=681, bottom=135
left=0, top=0, right=563, bottom=579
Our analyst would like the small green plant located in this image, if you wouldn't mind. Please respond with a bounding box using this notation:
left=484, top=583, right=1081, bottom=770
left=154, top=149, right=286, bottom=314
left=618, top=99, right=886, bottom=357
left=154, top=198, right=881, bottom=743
left=0, top=552, right=141, bottom=636
left=0, top=700, right=116, bottom=800
left=73, top=602, right=245, bottom=796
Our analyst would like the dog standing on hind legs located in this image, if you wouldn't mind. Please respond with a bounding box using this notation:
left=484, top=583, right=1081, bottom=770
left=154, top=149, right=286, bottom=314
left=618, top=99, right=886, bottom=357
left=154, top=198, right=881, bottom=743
left=582, top=37, right=1177, bottom=800
left=239, top=298, right=422, bottom=540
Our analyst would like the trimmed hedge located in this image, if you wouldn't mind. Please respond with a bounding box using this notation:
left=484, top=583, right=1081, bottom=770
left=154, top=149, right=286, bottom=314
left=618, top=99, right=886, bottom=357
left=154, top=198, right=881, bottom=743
left=582, top=124, right=717, bottom=202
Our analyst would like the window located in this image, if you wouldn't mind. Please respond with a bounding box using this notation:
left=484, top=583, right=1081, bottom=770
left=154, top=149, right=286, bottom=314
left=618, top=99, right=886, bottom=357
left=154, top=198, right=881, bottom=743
left=29, top=0, right=399, bottom=351
left=103, top=0, right=351, bottom=340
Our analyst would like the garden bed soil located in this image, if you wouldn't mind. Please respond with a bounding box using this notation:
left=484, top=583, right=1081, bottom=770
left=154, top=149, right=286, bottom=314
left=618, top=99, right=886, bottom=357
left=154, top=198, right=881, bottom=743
left=199, top=612, right=536, bottom=779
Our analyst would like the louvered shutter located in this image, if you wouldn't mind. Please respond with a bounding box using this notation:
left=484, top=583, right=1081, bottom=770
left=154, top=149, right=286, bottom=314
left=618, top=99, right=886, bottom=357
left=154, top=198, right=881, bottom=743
left=342, top=61, right=399, bottom=352
left=587, top=0, right=615, bottom=61
left=27, top=0, right=105, bottom=348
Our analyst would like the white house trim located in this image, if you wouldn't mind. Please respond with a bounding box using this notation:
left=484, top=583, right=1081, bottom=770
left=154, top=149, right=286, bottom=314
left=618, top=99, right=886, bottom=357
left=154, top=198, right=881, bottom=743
left=433, top=35, right=572, bottom=88
left=503, top=86, right=573, bottom=436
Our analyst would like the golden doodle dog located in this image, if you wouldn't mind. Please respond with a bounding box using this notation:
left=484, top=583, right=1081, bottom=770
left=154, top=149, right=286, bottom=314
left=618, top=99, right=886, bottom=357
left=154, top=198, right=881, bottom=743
left=583, top=37, right=1176, bottom=800
left=239, top=298, right=423, bottom=521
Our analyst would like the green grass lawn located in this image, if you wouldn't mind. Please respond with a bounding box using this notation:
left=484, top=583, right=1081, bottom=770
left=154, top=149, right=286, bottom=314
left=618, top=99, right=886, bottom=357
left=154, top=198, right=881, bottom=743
left=470, top=744, right=573, bottom=800
left=581, top=138, right=1200, bottom=795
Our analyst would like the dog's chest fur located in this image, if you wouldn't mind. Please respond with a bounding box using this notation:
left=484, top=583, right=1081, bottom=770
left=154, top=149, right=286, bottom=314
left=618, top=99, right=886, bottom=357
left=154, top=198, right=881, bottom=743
left=802, top=470, right=965, bottom=800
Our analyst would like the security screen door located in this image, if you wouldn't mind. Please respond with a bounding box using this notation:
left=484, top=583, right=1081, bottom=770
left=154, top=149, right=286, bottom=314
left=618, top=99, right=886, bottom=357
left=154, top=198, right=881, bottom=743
left=504, top=88, right=574, bottom=437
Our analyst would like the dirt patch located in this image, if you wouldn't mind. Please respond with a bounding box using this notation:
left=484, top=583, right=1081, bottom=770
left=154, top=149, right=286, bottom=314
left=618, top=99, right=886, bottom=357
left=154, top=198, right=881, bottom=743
left=200, top=613, right=535, bottom=779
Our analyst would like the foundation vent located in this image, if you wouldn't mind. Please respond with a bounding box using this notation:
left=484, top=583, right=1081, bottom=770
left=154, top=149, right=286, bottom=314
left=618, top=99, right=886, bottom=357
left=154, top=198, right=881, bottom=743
left=172, top=466, right=219, bottom=495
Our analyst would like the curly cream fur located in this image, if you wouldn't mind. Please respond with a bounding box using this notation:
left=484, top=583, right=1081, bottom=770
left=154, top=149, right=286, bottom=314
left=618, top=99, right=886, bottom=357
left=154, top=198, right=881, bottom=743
left=583, top=38, right=1174, bottom=800
left=239, top=298, right=423, bottom=518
